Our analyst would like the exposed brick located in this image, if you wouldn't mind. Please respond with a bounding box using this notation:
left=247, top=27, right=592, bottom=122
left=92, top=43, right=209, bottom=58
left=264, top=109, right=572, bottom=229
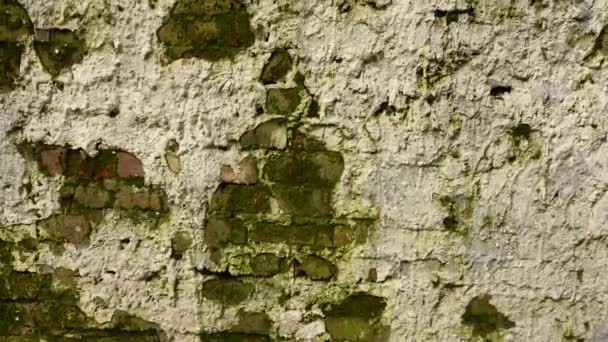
left=266, top=88, right=301, bottom=115
left=240, top=119, right=287, bottom=150
left=202, top=278, right=253, bottom=305
left=299, top=255, right=337, bottom=280
left=200, top=332, right=269, bottom=342
left=65, top=149, right=85, bottom=177
left=0, top=270, right=50, bottom=300
left=334, top=223, right=369, bottom=247
left=220, top=156, right=258, bottom=185
left=74, top=183, right=111, bottom=208
left=40, top=214, right=91, bottom=245
left=0, top=302, right=35, bottom=336
left=71, top=150, right=118, bottom=180
left=264, top=151, right=344, bottom=187
left=205, top=217, right=247, bottom=247
left=250, top=253, right=280, bottom=277
left=271, top=185, right=332, bottom=217
left=289, top=131, right=326, bottom=151
left=250, top=222, right=334, bottom=248
left=233, top=310, right=272, bottom=335
left=115, top=186, right=165, bottom=211
left=260, top=48, right=293, bottom=84
left=324, top=293, right=389, bottom=342
left=208, top=184, right=271, bottom=215
left=117, top=151, right=144, bottom=178
left=40, top=147, right=64, bottom=176
left=157, top=0, right=255, bottom=62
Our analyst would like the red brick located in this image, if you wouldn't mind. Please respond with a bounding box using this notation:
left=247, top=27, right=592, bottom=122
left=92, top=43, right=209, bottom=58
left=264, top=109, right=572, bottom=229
left=117, top=151, right=144, bottom=177
left=40, top=148, right=64, bottom=176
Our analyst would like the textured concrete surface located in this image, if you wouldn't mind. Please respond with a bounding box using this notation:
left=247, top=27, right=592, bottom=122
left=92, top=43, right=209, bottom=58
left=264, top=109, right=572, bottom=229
left=1, top=0, right=608, bottom=341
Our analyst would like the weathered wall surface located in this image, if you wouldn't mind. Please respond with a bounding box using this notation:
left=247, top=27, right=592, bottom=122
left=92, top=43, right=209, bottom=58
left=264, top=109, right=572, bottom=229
left=1, top=0, right=608, bottom=341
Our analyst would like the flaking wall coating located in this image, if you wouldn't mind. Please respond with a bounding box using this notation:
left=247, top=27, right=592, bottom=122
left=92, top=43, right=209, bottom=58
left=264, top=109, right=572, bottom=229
left=0, top=0, right=607, bottom=341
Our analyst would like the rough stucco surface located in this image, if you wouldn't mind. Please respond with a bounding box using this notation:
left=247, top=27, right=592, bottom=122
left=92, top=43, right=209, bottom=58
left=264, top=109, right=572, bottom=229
left=2, top=0, right=608, bottom=341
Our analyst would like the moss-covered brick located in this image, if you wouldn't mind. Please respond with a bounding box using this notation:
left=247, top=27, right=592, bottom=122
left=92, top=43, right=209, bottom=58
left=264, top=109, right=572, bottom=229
left=324, top=317, right=390, bottom=342
left=0, top=270, right=50, bottom=300
left=171, top=231, right=192, bottom=259
left=200, top=332, right=269, bottom=342
left=250, top=253, right=280, bottom=277
left=324, top=293, right=389, bottom=342
left=116, top=151, right=144, bottom=178
left=325, top=316, right=372, bottom=341
left=30, top=291, right=90, bottom=331
left=307, top=98, right=320, bottom=117
left=63, top=148, right=117, bottom=180
left=0, top=41, right=22, bottom=91
left=462, top=294, right=515, bottom=340
left=34, top=28, right=86, bottom=77
left=265, top=88, right=301, bottom=116
left=220, top=156, right=258, bottom=185
left=240, top=119, right=287, bottom=150
left=208, top=184, right=271, bottom=215
left=334, top=223, right=369, bottom=247
left=233, top=310, right=272, bottom=335
left=39, top=214, right=91, bottom=245
left=74, top=183, right=111, bottom=208
left=271, top=184, right=332, bottom=217
left=250, top=222, right=334, bottom=247
left=202, top=278, right=253, bottom=305
left=114, top=186, right=166, bottom=211
left=56, top=334, right=162, bottom=342
left=260, top=49, right=293, bottom=84
left=325, top=293, right=386, bottom=319
left=264, top=151, right=344, bottom=187
left=64, top=148, right=85, bottom=177
left=289, top=131, right=326, bottom=151
left=0, top=302, right=35, bottom=335
left=299, top=255, right=336, bottom=280
left=0, top=242, right=14, bottom=265
left=157, top=0, right=254, bottom=62
left=205, top=217, right=247, bottom=247
left=0, top=0, right=32, bottom=92
left=0, top=262, right=168, bottom=340
left=0, top=0, right=32, bottom=41
left=109, top=310, right=164, bottom=333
